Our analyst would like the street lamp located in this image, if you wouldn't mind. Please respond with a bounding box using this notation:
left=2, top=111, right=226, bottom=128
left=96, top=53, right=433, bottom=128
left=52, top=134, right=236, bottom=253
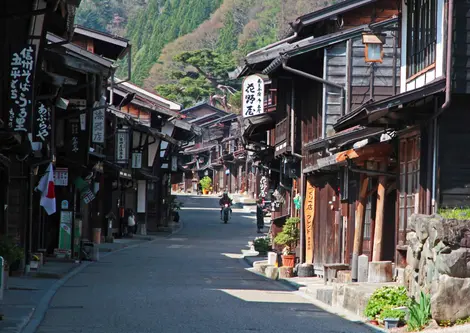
left=362, top=32, right=386, bottom=63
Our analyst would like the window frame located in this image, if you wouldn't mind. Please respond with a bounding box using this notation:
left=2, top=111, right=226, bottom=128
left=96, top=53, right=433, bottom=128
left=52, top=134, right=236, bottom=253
left=406, top=0, right=438, bottom=78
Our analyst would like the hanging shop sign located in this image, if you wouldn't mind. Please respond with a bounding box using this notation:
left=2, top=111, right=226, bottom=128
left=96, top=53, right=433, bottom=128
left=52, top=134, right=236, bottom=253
left=242, top=74, right=264, bottom=118
left=115, top=128, right=129, bottom=164
left=74, top=177, right=95, bottom=204
left=171, top=156, right=178, bottom=172
left=54, top=168, right=69, bottom=186
left=92, top=108, right=105, bottom=143
left=7, top=44, right=36, bottom=133
left=33, top=102, right=51, bottom=142
left=259, top=176, right=268, bottom=198
left=131, top=151, right=142, bottom=169
left=304, top=180, right=315, bottom=264
left=66, top=116, right=88, bottom=164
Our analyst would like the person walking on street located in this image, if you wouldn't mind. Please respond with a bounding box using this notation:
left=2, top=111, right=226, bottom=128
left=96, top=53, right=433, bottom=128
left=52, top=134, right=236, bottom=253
left=256, top=199, right=265, bottom=233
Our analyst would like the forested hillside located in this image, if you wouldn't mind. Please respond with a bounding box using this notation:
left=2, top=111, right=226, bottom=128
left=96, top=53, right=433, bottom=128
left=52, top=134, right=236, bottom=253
left=76, top=0, right=338, bottom=108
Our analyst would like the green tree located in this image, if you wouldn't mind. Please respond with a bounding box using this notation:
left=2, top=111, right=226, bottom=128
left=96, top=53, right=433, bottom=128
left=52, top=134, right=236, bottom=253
left=155, top=49, right=238, bottom=108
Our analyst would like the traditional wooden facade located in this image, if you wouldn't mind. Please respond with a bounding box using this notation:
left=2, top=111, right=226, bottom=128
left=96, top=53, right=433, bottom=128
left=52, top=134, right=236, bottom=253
left=236, top=0, right=470, bottom=281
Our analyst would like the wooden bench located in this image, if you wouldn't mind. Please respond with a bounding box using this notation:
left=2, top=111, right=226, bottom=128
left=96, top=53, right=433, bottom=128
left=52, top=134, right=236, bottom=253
left=323, top=263, right=350, bottom=285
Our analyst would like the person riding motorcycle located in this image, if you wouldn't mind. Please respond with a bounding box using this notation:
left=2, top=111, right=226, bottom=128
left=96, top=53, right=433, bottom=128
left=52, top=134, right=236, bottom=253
left=219, top=192, right=233, bottom=220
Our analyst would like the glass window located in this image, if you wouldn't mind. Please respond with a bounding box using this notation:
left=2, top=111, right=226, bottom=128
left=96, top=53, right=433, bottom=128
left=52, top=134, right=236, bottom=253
left=406, top=0, right=437, bottom=77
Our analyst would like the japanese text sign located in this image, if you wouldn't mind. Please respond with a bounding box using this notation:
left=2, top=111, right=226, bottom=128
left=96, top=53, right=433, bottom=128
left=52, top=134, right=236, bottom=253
left=54, top=168, right=69, bottom=187
left=115, top=129, right=129, bottom=164
left=242, top=74, right=264, bottom=118
left=92, top=108, right=105, bottom=143
left=8, top=44, right=36, bottom=133
left=132, top=151, right=142, bottom=169
left=34, top=102, right=51, bottom=142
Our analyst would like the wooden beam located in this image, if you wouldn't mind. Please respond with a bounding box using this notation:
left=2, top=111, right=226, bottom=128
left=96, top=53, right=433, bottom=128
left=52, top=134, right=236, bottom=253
left=352, top=174, right=369, bottom=268
left=372, top=161, right=388, bottom=261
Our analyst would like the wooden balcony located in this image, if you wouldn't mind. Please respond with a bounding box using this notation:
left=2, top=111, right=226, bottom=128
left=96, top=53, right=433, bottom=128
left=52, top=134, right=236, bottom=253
left=275, top=117, right=288, bottom=146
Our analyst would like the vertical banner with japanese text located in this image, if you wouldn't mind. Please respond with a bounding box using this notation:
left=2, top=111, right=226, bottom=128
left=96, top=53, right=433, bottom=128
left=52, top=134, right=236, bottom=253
left=92, top=108, right=105, bottom=143
left=66, top=116, right=88, bottom=164
left=33, top=102, right=51, bottom=142
left=8, top=44, right=36, bottom=133
left=304, top=179, right=315, bottom=264
left=242, top=74, right=264, bottom=118
left=115, top=128, right=129, bottom=164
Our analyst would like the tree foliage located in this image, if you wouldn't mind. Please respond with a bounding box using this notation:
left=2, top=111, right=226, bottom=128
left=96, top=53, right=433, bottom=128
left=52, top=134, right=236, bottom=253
left=155, top=49, right=237, bottom=108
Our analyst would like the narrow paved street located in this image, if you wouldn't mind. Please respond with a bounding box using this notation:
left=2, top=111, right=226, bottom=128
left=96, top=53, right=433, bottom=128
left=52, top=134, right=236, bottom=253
left=35, top=196, right=373, bottom=333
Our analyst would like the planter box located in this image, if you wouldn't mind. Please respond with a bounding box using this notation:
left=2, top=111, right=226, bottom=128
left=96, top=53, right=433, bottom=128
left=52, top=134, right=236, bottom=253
left=30, top=261, right=39, bottom=270
left=384, top=318, right=400, bottom=329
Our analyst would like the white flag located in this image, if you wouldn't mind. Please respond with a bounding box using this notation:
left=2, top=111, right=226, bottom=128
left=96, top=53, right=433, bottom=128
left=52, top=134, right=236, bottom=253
left=37, top=163, right=56, bottom=215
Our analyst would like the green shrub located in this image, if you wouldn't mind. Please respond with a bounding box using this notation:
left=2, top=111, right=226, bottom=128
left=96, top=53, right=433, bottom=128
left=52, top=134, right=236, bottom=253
left=438, top=207, right=470, bottom=220
left=253, top=236, right=271, bottom=253
left=199, top=176, right=212, bottom=191
left=407, top=291, right=431, bottom=331
left=364, top=286, right=410, bottom=319
left=0, top=235, right=24, bottom=266
left=273, top=217, right=300, bottom=254
left=379, top=307, right=406, bottom=322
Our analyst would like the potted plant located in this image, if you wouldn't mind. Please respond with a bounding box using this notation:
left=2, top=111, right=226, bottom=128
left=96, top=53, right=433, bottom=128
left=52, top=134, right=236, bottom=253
left=199, top=176, right=212, bottom=195
left=0, top=235, right=24, bottom=277
left=273, top=217, right=300, bottom=268
left=379, top=307, right=406, bottom=329
left=253, top=236, right=271, bottom=255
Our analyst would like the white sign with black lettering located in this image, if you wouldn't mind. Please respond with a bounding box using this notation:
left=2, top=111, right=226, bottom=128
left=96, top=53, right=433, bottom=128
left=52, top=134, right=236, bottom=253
left=242, top=74, right=264, bottom=118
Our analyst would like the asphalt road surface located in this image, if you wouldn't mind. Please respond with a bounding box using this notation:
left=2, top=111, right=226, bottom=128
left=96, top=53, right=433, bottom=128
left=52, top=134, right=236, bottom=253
left=35, top=195, right=375, bottom=333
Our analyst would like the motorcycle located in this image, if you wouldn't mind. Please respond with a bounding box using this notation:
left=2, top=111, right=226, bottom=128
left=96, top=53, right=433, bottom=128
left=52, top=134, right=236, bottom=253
left=222, top=203, right=231, bottom=224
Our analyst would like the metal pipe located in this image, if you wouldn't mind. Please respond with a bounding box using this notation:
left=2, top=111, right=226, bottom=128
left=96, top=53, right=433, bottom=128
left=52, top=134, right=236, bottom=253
left=282, top=60, right=345, bottom=138
left=299, top=167, right=305, bottom=263
left=430, top=0, right=454, bottom=120
left=246, top=33, right=298, bottom=58
left=429, top=0, right=454, bottom=211
left=392, top=31, right=397, bottom=96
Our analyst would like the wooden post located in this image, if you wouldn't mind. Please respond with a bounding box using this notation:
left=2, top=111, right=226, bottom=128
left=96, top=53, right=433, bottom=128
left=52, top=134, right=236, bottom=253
left=352, top=174, right=369, bottom=281
left=372, top=161, right=388, bottom=262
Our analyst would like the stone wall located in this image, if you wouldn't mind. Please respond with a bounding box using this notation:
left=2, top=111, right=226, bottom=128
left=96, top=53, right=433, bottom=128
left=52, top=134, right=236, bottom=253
left=405, top=214, right=470, bottom=322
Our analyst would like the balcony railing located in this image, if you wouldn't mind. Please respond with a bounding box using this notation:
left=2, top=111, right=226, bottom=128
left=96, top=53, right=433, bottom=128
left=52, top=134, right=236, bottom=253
left=275, top=117, right=288, bottom=146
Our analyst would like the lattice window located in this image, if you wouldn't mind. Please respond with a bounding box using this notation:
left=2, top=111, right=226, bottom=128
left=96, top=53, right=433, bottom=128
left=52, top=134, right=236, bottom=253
left=406, top=0, right=437, bottom=77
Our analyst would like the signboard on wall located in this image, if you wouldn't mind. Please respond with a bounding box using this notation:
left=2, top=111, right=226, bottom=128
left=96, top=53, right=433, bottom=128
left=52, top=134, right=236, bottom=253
left=132, top=151, right=142, bottom=169
left=66, top=116, right=88, bottom=164
left=7, top=44, right=36, bottom=133
left=54, top=168, right=69, bottom=187
left=115, top=129, right=129, bottom=164
left=92, top=108, right=105, bottom=143
left=171, top=156, right=177, bottom=172
left=304, top=180, right=315, bottom=264
left=242, top=74, right=264, bottom=118
left=33, top=102, right=51, bottom=142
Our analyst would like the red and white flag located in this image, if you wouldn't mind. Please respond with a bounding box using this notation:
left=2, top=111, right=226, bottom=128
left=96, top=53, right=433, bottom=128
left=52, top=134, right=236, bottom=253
left=37, top=163, right=56, bottom=215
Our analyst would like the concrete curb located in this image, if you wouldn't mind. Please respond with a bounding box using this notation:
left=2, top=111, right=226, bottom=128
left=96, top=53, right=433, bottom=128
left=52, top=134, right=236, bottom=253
left=240, top=255, right=386, bottom=333
left=19, top=220, right=184, bottom=333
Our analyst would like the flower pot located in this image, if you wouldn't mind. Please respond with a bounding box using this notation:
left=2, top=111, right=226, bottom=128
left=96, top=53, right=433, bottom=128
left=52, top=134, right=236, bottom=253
left=384, top=318, right=400, bottom=329
left=281, top=254, right=295, bottom=268
left=368, top=319, right=379, bottom=326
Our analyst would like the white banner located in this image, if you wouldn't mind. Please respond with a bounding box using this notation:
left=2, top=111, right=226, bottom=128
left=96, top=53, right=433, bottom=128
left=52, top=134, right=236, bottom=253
left=242, top=74, right=264, bottom=118
left=115, top=129, right=129, bottom=164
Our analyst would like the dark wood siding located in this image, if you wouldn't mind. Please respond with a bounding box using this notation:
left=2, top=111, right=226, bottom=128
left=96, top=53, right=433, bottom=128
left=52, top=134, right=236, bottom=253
left=313, top=175, right=340, bottom=274
left=350, top=32, right=400, bottom=112
left=452, top=0, right=470, bottom=94
left=439, top=95, right=470, bottom=207
left=342, top=0, right=400, bottom=29
left=324, top=42, right=347, bottom=137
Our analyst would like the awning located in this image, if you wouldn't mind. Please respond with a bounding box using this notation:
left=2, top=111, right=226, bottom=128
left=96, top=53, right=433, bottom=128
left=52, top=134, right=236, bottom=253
left=334, top=78, right=446, bottom=132
left=183, top=145, right=216, bottom=155
left=243, top=112, right=276, bottom=138
left=304, top=126, right=385, bottom=152
left=137, top=170, right=159, bottom=182
left=303, top=142, right=393, bottom=174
